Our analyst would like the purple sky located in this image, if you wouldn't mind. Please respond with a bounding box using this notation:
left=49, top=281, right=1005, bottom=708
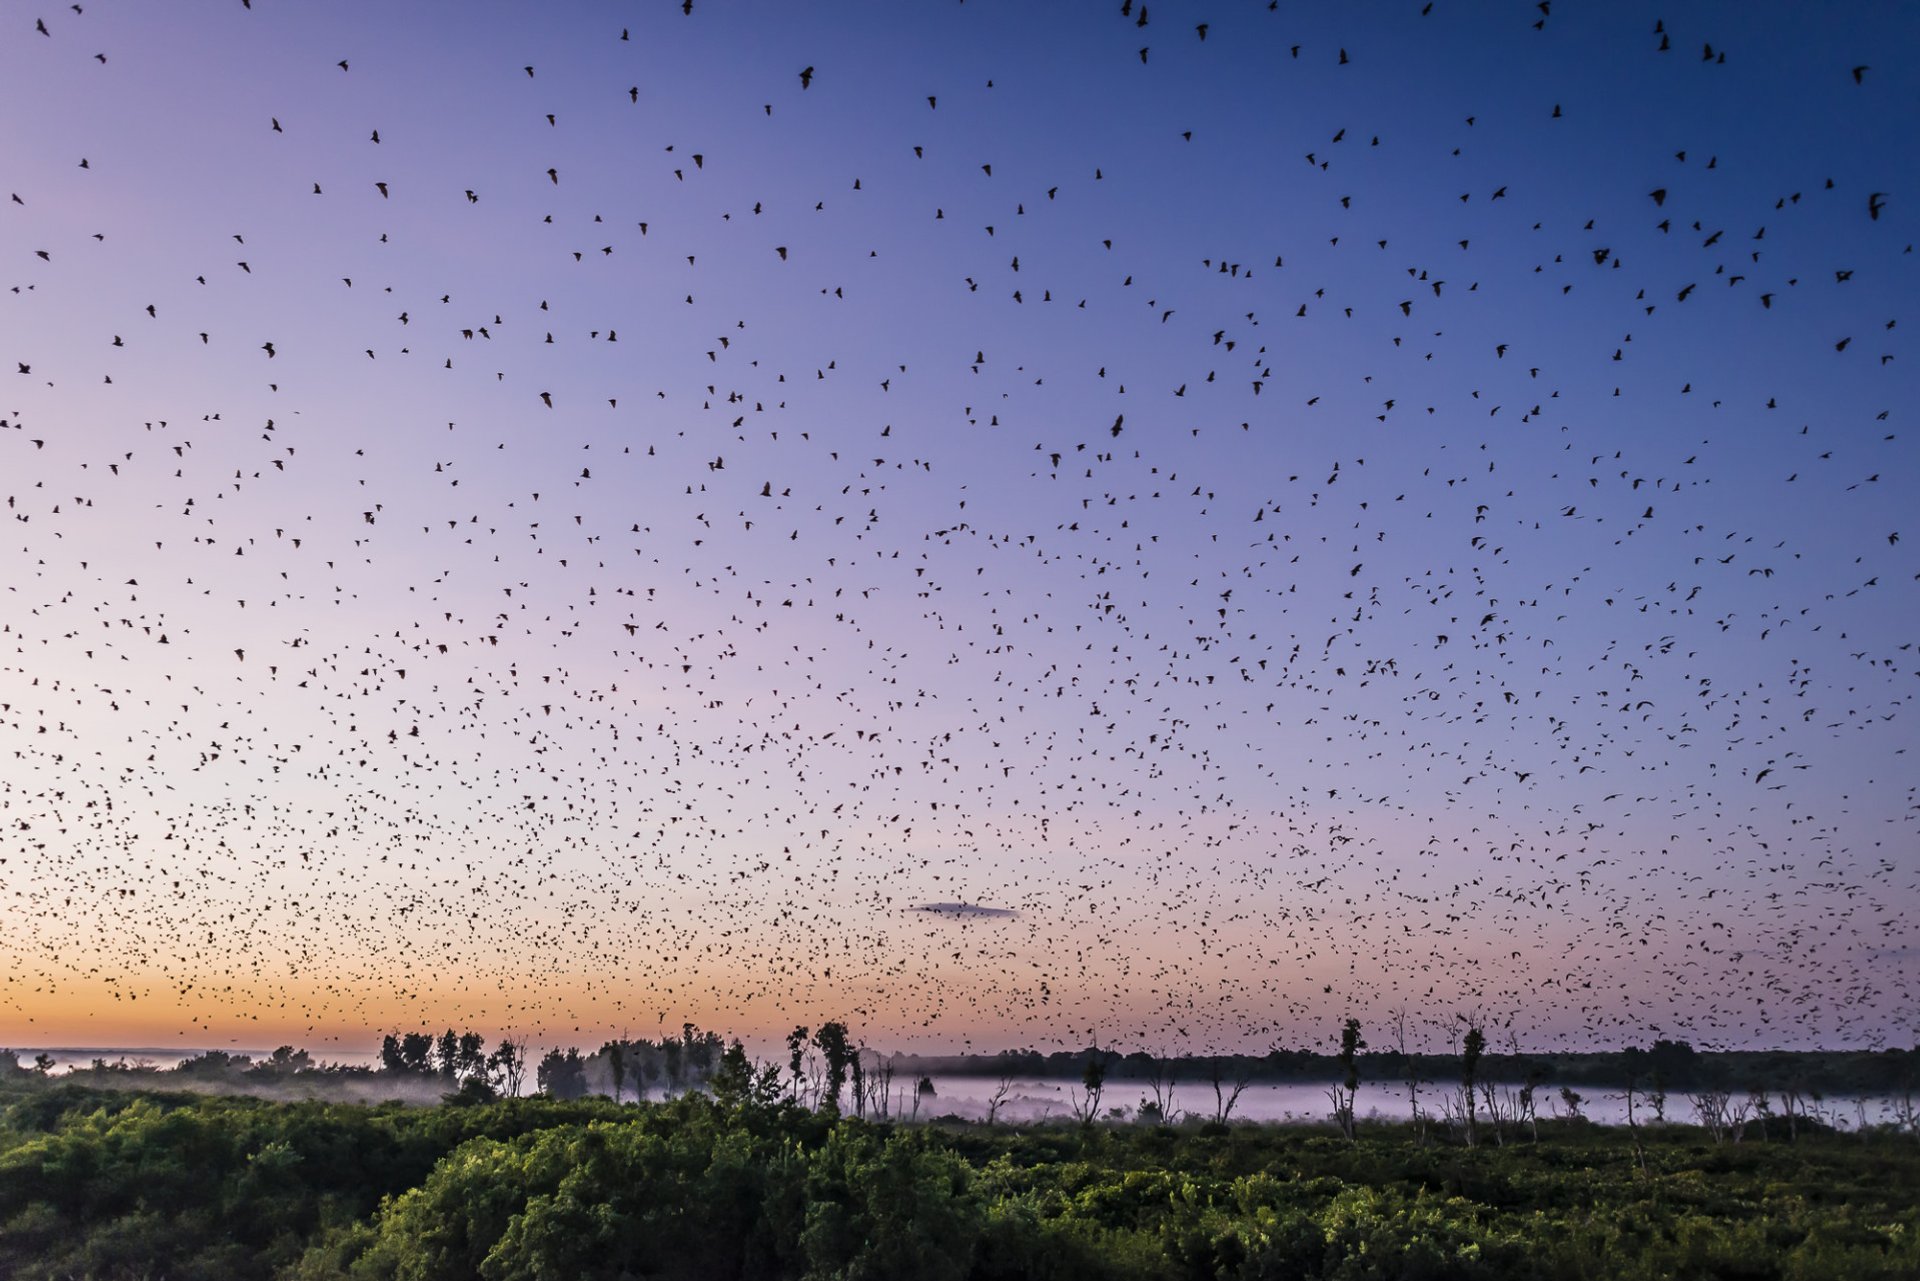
left=2, top=0, right=1915, bottom=1057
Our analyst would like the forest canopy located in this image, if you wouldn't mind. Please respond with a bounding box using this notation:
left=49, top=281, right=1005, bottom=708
left=1, top=1075, right=1917, bottom=1281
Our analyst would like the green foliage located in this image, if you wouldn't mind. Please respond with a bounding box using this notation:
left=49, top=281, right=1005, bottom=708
left=0, top=1086, right=620, bottom=1279
left=801, top=1127, right=979, bottom=1280
left=0, top=1080, right=1916, bottom=1280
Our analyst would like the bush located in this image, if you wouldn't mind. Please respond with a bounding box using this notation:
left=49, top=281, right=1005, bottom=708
left=2, top=1086, right=1917, bottom=1281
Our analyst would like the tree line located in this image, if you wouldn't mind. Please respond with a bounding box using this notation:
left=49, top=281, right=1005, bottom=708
left=7, top=1026, right=1916, bottom=1116
left=900, top=1038, right=1920, bottom=1093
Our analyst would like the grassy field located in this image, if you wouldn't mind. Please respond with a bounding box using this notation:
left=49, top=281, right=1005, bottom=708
left=1, top=1081, right=1916, bottom=1280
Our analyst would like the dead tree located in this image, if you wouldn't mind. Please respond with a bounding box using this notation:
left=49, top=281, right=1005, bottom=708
left=1208, top=1054, right=1251, bottom=1126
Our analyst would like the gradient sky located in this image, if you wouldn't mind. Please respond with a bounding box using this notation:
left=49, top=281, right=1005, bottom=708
left=2, top=0, right=1915, bottom=1059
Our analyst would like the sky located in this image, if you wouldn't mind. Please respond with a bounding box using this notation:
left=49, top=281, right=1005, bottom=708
left=2, top=0, right=1915, bottom=1059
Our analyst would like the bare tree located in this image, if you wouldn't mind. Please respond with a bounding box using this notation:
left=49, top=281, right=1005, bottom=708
left=1518, top=1063, right=1545, bottom=1143
left=1478, top=1079, right=1509, bottom=1147
left=1070, top=1050, right=1107, bottom=1125
left=1391, top=1008, right=1424, bottom=1143
left=1889, top=1067, right=1918, bottom=1138
left=1723, top=1090, right=1755, bottom=1142
left=1690, top=1088, right=1731, bottom=1142
left=1620, top=1045, right=1648, bottom=1130
left=1143, top=1050, right=1178, bottom=1125
left=862, top=1048, right=895, bottom=1120
left=1207, top=1054, right=1251, bottom=1126
left=987, top=1070, right=1015, bottom=1125
left=1749, top=1089, right=1774, bottom=1142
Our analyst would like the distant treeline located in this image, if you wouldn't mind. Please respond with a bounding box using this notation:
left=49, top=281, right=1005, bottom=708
left=7, top=1035, right=1917, bottom=1100
left=0, top=1025, right=738, bottom=1106
left=895, top=1041, right=1920, bottom=1093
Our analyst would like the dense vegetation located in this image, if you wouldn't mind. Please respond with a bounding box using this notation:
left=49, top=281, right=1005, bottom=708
left=2, top=1072, right=1916, bottom=1281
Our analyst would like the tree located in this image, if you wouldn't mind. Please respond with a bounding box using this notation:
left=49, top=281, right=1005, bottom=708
left=1144, top=1050, right=1178, bottom=1126
left=536, top=1047, right=588, bottom=1099
left=814, top=1021, right=854, bottom=1115
left=1329, top=1018, right=1366, bottom=1141
left=1621, top=1045, right=1648, bottom=1129
left=987, top=1071, right=1015, bottom=1125
left=248, top=1046, right=312, bottom=1080
left=661, top=1037, right=684, bottom=1098
left=1520, top=1062, right=1547, bottom=1142
left=786, top=1025, right=811, bottom=1105
left=709, top=1038, right=782, bottom=1111
left=1460, top=1021, right=1486, bottom=1147
left=1207, top=1054, right=1252, bottom=1125
left=632, top=1041, right=659, bottom=1101
left=456, top=1032, right=487, bottom=1085
left=603, top=1039, right=628, bottom=1104
left=1391, top=1008, right=1426, bottom=1143
left=1648, top=1038, right=1698, bottom=1088
left=399, top=1032, right=433, bottom=1075
left=178, top=1049, right=244, bottom=1078
left=487, top=1036, right=527, bottom=1097
left=435, top=1029, right=461, bottom=1082
left=1071, top=1051, right=1107, bottom=1125
left=681, top=1023, right=722, bottom=1088
left=863, top=1048, right=896, bottom=1120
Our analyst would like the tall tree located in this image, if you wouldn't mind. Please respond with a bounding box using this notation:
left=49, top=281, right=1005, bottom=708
left=661, top=1038, right=684, bottom=1098
left=434, top=1030, right=461, bottom=1082
left=399, top=1032, right=434, bottom=1075
left=1144, top=1049, right=1178, bottom=1125
left=536, top=1047, right=588, bottom=1099
left=1621, top=1045, right=1649, bottom=1129
left=786, top=1026, right=811, bottom=1105
left=814, top=1021, right=854, bottom=1115
left=1072, top=1050, right=1108, bottom=1125
left=487, top=1036, right=527, bottom=1097
left=1391, top=1008, right=1425, bottom=1143
left=1331, top=1018, right=1366, bottom=1141
left=456, top=1032, right=487, bottom=1085
left=1460, top=1021, right=1486, bottom=1147
left=379, top=1034, right=405, bottom=1075
left=603, top=1040, right=627, bottom=1104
